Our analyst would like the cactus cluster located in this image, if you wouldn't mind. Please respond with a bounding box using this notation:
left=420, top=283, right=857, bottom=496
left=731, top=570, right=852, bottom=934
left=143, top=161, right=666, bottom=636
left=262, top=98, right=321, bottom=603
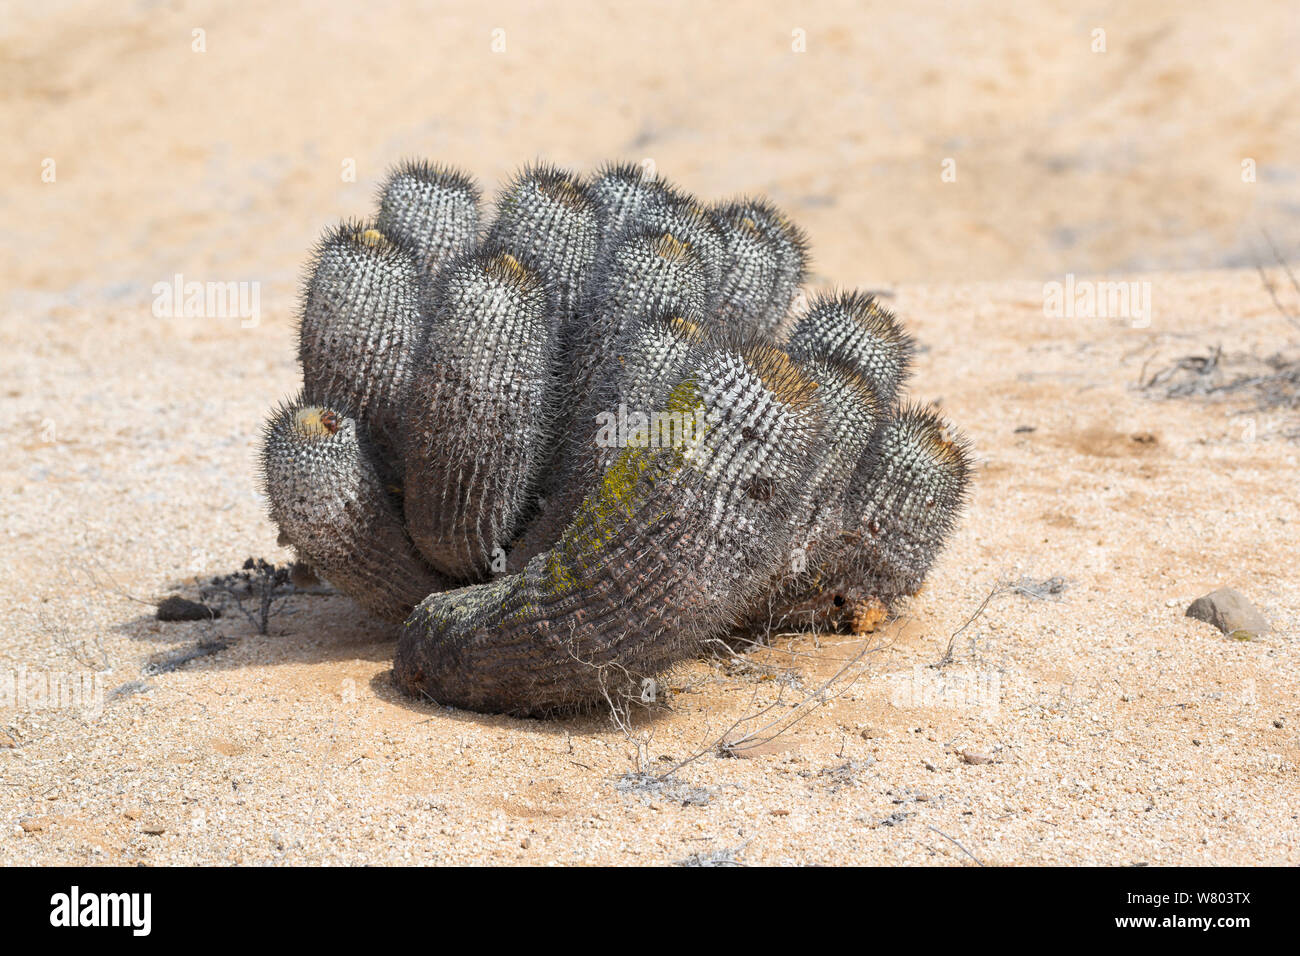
left=261, top=160, right=971, bottom=715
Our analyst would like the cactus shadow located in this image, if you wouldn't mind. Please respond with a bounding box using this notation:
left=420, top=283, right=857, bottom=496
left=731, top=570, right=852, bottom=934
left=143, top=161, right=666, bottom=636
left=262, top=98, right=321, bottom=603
left=116, top=592, right=678, bottom=734
left=112, top=592, right=401, bottom=665
left=366, top=669, right=683, bottom=734
left=365, top=671, right=605, bottom=734
left=366, top=671, right=686, bottom=738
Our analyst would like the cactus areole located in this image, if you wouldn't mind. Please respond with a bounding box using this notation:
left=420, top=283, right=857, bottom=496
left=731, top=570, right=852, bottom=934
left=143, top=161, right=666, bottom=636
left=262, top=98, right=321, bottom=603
left=261, top=159, right=972, bottom=716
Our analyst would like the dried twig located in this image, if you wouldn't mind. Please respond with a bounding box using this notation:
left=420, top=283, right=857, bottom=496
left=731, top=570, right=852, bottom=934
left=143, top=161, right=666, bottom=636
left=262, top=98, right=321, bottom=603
left=936, top=584, right=1008, bottom=667
left=1258, top=227, right=1300, bottom=330
left=926, top=824, right=985, bottom=867
left=199, top=559, right=294, bottom=636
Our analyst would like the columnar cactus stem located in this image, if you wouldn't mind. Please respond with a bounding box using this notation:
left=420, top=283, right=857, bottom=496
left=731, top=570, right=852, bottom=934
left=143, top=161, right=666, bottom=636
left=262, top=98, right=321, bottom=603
left=740, top=357, right=883, bottom=634
left=633, top=193, right=727, bottom=299
left=504, top=312, right=707, bottom=572
left=393, top=342, right=823, bottom=714
left=843, top=404, right=971, bottom=601
left=588, top=164, right=726, bottom=294
left=376, top=160, right=481, bottom=278
left=764, top=405, right=971, bottom=633
left=711, top=198, right=808, bottom=336
left=485, top=163, right=600, bottom=320
left=725, top=198, right=809, bottom=329
left=297, top=223, right=426, bottom=473
left=508, top=230, right=712, bottom=567
left=261, top=399, right=445, bottom=622
left=786, top=291, right=915, bottom=407
left=587, top=161, right=673, bottom=241
left=569, top=230, right=710, bottom=410
left=610, top=313, right=709, bottom=414
left=401, top=248, right=557, bottom=580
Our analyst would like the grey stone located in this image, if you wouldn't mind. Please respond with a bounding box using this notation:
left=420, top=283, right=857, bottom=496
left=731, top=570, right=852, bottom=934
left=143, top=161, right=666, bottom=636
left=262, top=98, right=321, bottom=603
left=1185, top=588, right=1272, bottom=640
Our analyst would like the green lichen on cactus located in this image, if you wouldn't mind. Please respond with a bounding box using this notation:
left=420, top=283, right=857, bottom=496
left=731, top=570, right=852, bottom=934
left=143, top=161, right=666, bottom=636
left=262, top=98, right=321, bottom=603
left=260, top=158, right=973, bottom=716
left=393, top=344, right=821, bottom=713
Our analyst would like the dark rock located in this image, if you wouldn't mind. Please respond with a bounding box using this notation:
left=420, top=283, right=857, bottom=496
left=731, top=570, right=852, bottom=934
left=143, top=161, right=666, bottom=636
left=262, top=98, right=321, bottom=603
left=1185, top=588, right=1271, bottom=640
left=156, top=596, right=218, bottom=622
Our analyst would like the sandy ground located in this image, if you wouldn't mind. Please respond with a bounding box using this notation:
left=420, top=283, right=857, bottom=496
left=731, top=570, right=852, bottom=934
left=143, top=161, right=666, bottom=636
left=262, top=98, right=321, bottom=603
left=2, top=1, right=1298, bottom=865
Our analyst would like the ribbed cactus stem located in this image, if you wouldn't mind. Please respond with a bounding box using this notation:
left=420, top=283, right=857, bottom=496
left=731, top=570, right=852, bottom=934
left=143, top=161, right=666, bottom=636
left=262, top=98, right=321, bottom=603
left=568, top=230, right=710, bottom=408
left=261, top=399, right=445, bottom=622
left=485, top=163, right=600, bottom=320
left=506, top=313, right=707, bottom=571
left=587, top=161, right=674, bottom=241
left=298, top=223, right=426, bottom=473
left=631, top=192, right=727, bottom=301
left=711, top=198, right=808, bottom=336
left=393, top=343, right=823, bottom=714
left=376, top=160, right=481, bottom=280
left=610, top=314, right=709, bottom=414
left=402, top=249, right=558, bottom=580
left=770, top=405, right=971, bottom=632
left=517, top=229, right=710, bottom=542
left=786, top=291, right=915, bottom=407
left=845, top=404, right=970, bottom=597
left=728, top=199, right=808, bottom=329
left=740, top=358, right=882, bottom=634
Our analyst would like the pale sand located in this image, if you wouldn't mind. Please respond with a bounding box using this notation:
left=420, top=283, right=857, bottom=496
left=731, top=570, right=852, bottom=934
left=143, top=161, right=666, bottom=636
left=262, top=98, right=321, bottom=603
left=2, top=1, right=1297, bottom=865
